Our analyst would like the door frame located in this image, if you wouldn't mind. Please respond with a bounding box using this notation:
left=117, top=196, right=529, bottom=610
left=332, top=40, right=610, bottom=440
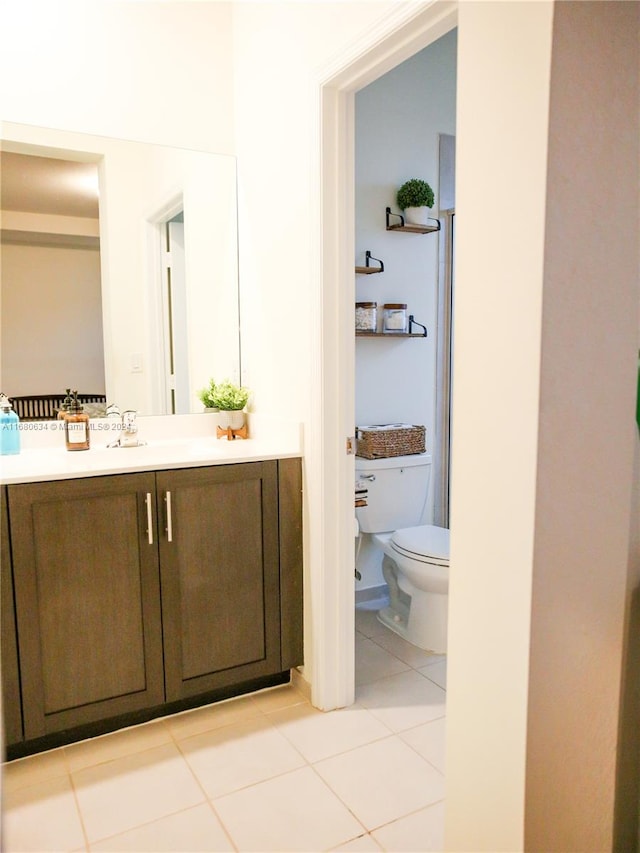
left=311, top=0, right=458, bottom=710
left=146, top=194, right=184, bottom=415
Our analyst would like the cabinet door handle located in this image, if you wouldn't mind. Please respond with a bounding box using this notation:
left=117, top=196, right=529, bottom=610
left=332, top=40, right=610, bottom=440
left=165, top=491, right=173, bottom=542
left=145, top=492, right=154, bottom=545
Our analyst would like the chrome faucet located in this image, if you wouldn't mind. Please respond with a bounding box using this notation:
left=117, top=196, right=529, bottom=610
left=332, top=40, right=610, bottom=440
left=120, top=410, right=139, bottom=447
left=107, top=408, right=146, bottom=448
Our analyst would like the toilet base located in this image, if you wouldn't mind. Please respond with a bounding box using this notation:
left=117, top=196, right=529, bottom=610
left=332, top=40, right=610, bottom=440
left=377, top=604, right=409, bottom=637
left=377, top=551, right=448, bottom=653
left=377, top=600, right=447, bottom=653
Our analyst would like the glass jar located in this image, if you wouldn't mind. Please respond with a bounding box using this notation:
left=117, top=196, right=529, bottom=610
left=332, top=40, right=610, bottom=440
left=382, top=303, right=408, bottom=333
left=64, top=393, right=90, bottom=451
left=355, top=302, right=377, bottom=333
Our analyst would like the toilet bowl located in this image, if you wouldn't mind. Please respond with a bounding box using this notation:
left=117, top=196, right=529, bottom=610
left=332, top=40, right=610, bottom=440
left=355, top=453, right=450, bottom=652
left=374, top=525, right=449, bottom=652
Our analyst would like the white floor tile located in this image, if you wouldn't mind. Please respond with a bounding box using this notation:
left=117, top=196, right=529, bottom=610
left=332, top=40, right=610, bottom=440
left=250, top=683, right=309, bottom=714
left=164, top=694, right=262, bottom=741
left=356, top=670, right=446, bottom=733
left=371, top=801, right=445, bottom=852
left=315, top=736, right=444, bottom=831
left=399, top=717, right=447, bottom=774
left=355, top=635, right=410, bottom=685
left=419, top=659, right=447, bottom=690
left=90, top=803, right=234, bottom=852
left=369, top=630, right=446, bottom=670
left=2, top=774, right=86, bottom=852
left=212, top=766, right=364, bottom=852
left=180, top=716, right=306, bottom=799
left=267, top=701, right=392, bottom=763
left=2, top=605, right=447, bottom=853
left=64, top=717, right=172, bottom=773
left=2, top=747, right=68, bottom=794
left=72, top=741, right=205, bottom=842
left=355, top=608, right=389, bottom=639
left=332, top=833, right=383, bottom=851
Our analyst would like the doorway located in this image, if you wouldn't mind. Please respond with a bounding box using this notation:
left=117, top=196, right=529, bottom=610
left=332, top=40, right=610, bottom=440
left=161, top=212, right=190, bottom=415
left=313, top=0, right=458, bottom=713
left=148, top=197, right=190, bottom=416
left=353, top=33, right=457, bottom=620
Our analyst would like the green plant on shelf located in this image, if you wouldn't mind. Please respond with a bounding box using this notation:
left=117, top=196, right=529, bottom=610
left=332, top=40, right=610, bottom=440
left=396, top=178, right=434, bottom=211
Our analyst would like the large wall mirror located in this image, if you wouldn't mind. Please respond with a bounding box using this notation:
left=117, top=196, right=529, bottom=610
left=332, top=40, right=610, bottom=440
left=0, top=123, right=239, bottom=417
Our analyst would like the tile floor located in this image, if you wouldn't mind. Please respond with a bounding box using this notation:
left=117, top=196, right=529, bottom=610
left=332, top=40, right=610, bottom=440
left=1, top=606, right=446, bottom=852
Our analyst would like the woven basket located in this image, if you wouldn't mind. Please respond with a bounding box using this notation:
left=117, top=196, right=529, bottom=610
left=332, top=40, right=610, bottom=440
left=356, top=424, right=426, bottom=459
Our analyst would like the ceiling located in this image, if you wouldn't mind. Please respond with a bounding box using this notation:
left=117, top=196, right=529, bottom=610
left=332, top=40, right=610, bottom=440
left=0, top=151, right=99, bottom=219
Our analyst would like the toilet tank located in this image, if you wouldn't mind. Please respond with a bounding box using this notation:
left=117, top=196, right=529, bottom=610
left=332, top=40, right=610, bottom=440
left=355, top=453, right=432, bottom=533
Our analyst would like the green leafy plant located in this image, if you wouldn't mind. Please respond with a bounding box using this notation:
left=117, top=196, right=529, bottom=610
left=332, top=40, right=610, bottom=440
left=197, top=378, right=218, bottom=409
left=209, top=379, right=250, bottom=411
left=396, top=178, right=434, bottom=211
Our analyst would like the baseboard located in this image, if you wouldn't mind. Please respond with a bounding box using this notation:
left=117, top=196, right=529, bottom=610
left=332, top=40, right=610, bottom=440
left=355, top=584, right=388, bottom=605
left=291, top=666, right=312, bottom=701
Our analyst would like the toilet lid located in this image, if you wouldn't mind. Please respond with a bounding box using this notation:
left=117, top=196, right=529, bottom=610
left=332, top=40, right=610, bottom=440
left=391, top=525, right=450, bottom=564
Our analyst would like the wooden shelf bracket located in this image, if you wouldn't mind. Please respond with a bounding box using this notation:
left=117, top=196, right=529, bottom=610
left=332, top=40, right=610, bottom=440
left=355, top=250, right=384, bottom=275
left=385, top=207, right=441, bottom=234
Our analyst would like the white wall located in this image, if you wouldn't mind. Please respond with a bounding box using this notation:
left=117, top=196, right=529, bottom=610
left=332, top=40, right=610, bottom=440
left=232, top=1, right=401, bottom=418
left=525, top=2, right=640, bottom=848
left=1, top=241, right=104, bottom=396
left=0, top=0, right=235, bottom=154
left=447, top=1, right=640, bottom=850
left=354, top=30, right=457, bottom=590
left=445, top=4, right=554, bottom=847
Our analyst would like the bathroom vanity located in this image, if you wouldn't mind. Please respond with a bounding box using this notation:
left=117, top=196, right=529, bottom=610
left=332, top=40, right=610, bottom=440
left=1, top=425, right=303, bottom=759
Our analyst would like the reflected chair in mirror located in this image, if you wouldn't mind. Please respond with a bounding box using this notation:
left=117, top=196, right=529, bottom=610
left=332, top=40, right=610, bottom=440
left=9, top=394, right=107, bottom=421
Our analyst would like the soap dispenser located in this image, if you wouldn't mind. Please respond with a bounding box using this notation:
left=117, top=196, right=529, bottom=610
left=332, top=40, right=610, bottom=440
left=64, top=391, right=90, bottom=451
left=0, top=394, right=21, bottom=456
left=57, top=388, right=73, bottom=420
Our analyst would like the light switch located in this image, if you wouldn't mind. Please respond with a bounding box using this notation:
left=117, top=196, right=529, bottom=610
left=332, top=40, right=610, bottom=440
left=131, top=353, right=143, bottom=373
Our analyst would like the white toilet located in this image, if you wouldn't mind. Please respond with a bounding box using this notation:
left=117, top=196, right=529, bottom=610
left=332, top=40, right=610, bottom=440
left=355, top=453, right=450, bottom=653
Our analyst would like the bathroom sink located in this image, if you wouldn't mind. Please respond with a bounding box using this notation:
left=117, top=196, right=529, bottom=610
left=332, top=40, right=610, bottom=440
left=105, top=439, right=222, bottom=456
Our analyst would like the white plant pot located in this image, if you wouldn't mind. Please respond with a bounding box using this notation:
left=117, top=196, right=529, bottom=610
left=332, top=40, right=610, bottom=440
left=218, top=410, right=245, bottom=430
left=404, top=206, right=431, bottom=226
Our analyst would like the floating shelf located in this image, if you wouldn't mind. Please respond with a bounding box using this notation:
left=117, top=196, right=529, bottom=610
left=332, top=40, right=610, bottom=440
left=355, top=250, right=384, bottom=274
left=356, top=332, right=425, bottom=338
left=385, top=207, right=441, bottom=234
left=356, top=315, right=428, bottom=339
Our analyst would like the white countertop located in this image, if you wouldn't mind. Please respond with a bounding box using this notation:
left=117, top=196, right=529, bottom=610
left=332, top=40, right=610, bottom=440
left=0, top=414, right=303, bottom=485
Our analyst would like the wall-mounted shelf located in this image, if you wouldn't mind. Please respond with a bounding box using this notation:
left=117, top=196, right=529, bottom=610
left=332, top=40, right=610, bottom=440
left=385, top=207, right=441, bottom=234
left=355, top=250, right=384, bottom=274
left=356, top=315, right=428, bottom=338
left=356, top=332, right=425, bottom=338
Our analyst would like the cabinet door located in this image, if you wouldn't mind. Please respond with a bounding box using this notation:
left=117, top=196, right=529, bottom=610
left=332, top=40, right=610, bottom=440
left=2, top=486, right=23, bottom=747
left=157, top=462, right=281, bottom=701
left=8, top=473, right=164, bottom=739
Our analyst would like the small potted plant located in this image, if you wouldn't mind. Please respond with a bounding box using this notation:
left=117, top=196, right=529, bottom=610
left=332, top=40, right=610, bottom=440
left=209, top=379, right=250, bottom=430
left=396, top=178, right=435, bottom=226
left=197, top=379, right=219, bottom=412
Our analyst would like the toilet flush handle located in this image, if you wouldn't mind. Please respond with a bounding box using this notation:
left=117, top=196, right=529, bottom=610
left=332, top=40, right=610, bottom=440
left=361, top=474, right=376, bottom=482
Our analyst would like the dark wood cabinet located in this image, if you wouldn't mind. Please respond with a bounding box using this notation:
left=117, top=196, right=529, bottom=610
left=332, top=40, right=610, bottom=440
left=157, top=462, right=282, bottom=701
left=8, top=473, right=165, bottom=740
left=2, top=458, right=303, bottom=753
left=2, top=486, right=23, bottom=746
